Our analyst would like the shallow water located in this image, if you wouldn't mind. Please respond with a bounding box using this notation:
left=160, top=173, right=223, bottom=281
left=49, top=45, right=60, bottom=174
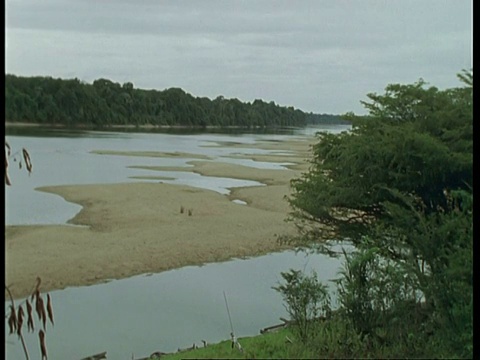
left=5, top=125, right=350, bottom=225
left=5, top=131, right=270, bottom=225
left=5, top=248, right=349, bottom=359
left=5, top=125, right=352, bottom=359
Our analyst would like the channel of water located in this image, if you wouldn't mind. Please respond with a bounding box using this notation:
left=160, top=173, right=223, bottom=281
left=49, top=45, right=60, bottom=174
left=5, top=125, right=351, bottom=359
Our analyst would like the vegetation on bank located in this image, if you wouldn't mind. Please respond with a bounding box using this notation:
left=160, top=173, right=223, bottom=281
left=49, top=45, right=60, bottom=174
left=153, top=69, right=473, bottom=359
left=285, top=69, right=472, bottom=358
left=155, top=329, right=300, bottom=360
left=154, top=310, right=463, bottom=359
left=287, top=69, right=472, bottom=358
left=5, top=74, right=346, bottom=129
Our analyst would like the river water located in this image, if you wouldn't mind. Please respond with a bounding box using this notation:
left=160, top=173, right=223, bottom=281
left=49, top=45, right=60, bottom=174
left=5, top=125, right=351, bottom=359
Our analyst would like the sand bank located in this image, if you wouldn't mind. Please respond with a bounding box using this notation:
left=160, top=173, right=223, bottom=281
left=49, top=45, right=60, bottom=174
left=6, top=182, right=301, bottom=300
left=5, top=137, right=316, bottom=300
left=91, top=150, right=213, bottom=159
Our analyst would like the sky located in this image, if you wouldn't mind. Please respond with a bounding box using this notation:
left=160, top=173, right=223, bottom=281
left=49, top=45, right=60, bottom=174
left=5, top=0, right=472, bottom=115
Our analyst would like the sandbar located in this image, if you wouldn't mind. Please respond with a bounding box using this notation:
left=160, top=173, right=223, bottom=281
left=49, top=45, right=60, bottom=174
left=91, top=150, right=212, bottom=159
left=5, top=137, right=315, bottom=300
left=128, top=160, right=305, bottom=186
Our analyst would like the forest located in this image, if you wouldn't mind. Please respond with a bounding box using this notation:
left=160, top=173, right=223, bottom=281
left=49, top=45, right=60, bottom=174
left=5, top=74, right=345, bottom=128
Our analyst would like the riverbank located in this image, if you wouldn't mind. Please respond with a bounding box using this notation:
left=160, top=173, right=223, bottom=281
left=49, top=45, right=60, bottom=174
left=5, top=121, right=308, bottom=131
left=5, top=138, right=315, bottom=300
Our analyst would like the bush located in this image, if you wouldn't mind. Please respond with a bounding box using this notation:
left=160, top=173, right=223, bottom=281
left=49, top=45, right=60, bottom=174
left=273, top=269, right=331, bottom=343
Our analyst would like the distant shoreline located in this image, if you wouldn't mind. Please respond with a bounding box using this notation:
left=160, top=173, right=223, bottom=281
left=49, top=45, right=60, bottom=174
left=4, top=121, right=290, bottom=130
left=5, top=121, right=350, bottom=130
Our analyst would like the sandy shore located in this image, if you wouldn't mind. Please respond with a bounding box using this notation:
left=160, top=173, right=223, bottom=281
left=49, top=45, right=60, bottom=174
left=5, top=137, right=316, bottom=300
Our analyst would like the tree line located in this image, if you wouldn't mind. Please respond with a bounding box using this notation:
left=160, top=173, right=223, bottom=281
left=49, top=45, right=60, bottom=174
left=5, top=74, right=343, bottom=129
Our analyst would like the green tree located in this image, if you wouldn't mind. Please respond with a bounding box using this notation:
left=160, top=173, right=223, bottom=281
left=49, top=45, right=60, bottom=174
left=5, top=74, right=309, bottom=128
left=286, top=70, right=473, bottom=357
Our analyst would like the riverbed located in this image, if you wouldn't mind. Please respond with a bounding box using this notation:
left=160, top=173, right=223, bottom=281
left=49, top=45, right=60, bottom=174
left=5, top=125, right=351, bottom=359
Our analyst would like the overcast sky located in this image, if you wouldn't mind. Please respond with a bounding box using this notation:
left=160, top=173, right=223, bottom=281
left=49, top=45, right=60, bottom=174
left=5, top=0, right=472, bottom=115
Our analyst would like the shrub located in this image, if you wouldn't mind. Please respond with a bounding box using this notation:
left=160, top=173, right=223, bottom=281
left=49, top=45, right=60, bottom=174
left=273, top=269, right=331, bottom=343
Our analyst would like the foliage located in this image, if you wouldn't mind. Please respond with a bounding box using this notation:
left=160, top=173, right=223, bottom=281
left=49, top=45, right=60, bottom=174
left=288, top=71, right=472, bottom=241
left=5, top=74, right=308, bottom=128
left=335, top=242, right=427, bottom=343
left=286, top=69, right=473, bottom=357
left=152, top=314, right=448, bottom=359
left=272, top=269, right=331, bottom=343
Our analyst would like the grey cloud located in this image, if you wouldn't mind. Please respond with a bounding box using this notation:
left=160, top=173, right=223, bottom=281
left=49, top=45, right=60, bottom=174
left=5, top=0, right=472, bottom=115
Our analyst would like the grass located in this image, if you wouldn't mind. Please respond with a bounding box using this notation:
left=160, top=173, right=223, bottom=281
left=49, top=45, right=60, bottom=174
left=156, top=329, right=316, bottom=359
left=152, top=314, right=457, bottom=360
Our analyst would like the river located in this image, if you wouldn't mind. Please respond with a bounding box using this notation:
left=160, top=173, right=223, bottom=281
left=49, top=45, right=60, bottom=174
left=5, top=125, right=351, bottom=359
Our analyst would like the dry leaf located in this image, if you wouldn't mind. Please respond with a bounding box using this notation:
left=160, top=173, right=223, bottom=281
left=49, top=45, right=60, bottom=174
left=22, top=148, right=33, bottom=174
left=8, top=305, right=17, bottom=334
left=39, top=330, right=48, bottom=360
left=5, top=153, right=11, bottom=186
left=46, top=294, right=54, bottom=326
left=26, top=299, right=35, bottom=332
left=17, top=305, right=24, bottom=338
left=5, top=171, right=11, bottom=186
left=39, top=298, right=47, bottom=331
left=36, top=293, right=45, bottom=326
